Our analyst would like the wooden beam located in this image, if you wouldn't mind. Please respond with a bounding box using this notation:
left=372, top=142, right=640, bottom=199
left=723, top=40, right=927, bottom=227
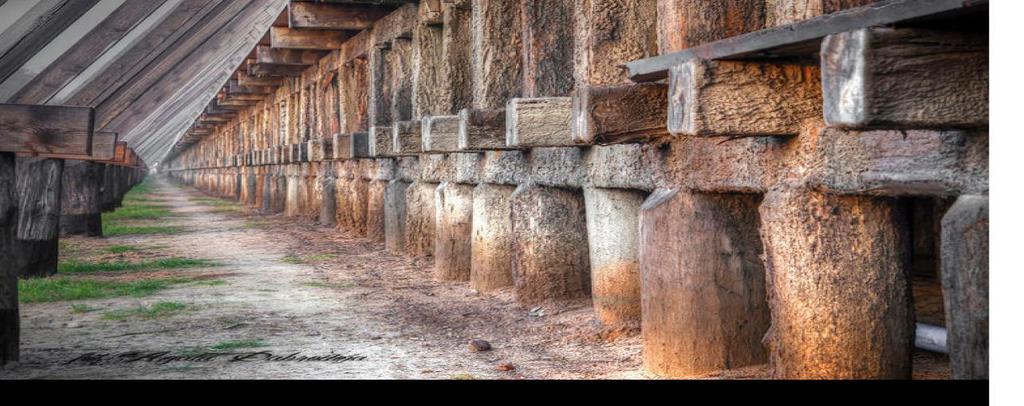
left=625, top=0, right=989, bottom=82
left=237, top=71, right=282, bottom=87
left=572, top=83, right=668, bottom=144
left=0, top=104, right=95, bottom=157
left=256, top=45, right=326, bottom=65
left=288, top=2, right=390, bottom=30
left=0, top=0, right=102, bottom=83
left=270, top=26, right=348, bottom=50
left=249, top=62, right=308, bottom=77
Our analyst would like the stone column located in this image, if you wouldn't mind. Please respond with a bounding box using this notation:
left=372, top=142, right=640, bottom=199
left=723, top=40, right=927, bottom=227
left=510, top=183, right=590, bottom=305
left=471, top=183, right=515, bottom=292
left=639, top=189, right=769, bottom=377
left=404, top=181, right=438, bottom=257
left=434, top=181, right=474, bottom=281
left=583, top=187, right=644, bottom=327
left=759, top=187, right=913, bottom=379
left=941, top=195, right=988, bottom=379
left=385, top=179, right=411, bottom=254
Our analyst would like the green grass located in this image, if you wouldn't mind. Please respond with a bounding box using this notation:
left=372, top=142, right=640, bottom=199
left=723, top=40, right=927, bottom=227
left=105, top=244, right=141, bottom=254
left=281, top=255, right=303, bottom=264
left=192, top=279, right=228, bottom=287
left=19, top=277, right=194, bottom=303
left=58, top=257, right=217, bottom=274
left=101, top=301, right=189, bottom=321
left=102, top=224, right=184, bottom=236
left=208, top=339, right=267, bottom=350
left=103, top=205, right=173, bottom=221
left=307, top=253, right=337, bottom=261
left=70, top=303, right=100, bottom=313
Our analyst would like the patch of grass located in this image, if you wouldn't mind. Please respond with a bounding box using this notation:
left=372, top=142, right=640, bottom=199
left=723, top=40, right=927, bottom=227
left=19, top=277, right=194, bottom=303
left=192, top=279, right=228, bottom=287
left=70, top=303, right=100, bottom=313
left=103, top=205, right=173, bottom=221
left=208, top=339, right=267, bottom=351
left=281, top=255, right=303, bottom=264
left=102, top=224, right=184, bottom=236
left=101, top=301, right=189, bottom=321
left=302, top=281, right=354, bottom=289
left=105, top=244, right=141, bottom=254
left=58, top=257, right=217, bottom=274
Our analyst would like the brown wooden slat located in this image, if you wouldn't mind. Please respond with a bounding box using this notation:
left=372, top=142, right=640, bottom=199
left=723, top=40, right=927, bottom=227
left=287, top=2, right=390, bottom=30
left=0, top=104, right=94, bottom=156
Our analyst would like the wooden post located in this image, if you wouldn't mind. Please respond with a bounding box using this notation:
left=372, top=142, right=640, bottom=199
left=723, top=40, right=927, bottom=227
left=941, top=195, right=988, bottom=379
left=639, top=189, right=770, bottom=376
left=320, top=162, right=337, bottom=226
left=583, top=187, right=645, bottom=327
left=759, top=187, right=913, bottom=379
left=385, top=179, right=411, bottom=254
left=506, top=97, right=572, bottom=147
left=656, top=0, right=766, bottom=54
left=0, top=153, right=19, bottom=365
left=434, top=181, right=474, bottom=281
left=367, top=178, right=388, bottom=243
left=472, top=0, right=523, bottom=109
left=15, top=157, right=63, bottom=279
left=404, top=181, right=438, bottom=257
left=60, top=161, right=103, bottom=236
left=510, top=183, right=590, bottom=305
left=470, top=183, right=515, bottom=292
left=520, top=0, right=574, bottom=97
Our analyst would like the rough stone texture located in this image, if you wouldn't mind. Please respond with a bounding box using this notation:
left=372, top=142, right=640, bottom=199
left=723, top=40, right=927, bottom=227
left=471, top=0, right=522, bottom=109
left=521, top=0, right=574, bottom=97
left=639, top=189, right=769, bottom=376
left=765, top=0, right=877, bottom=27
left=813, top=129, right=988, bottom=196
left=584, top=144, right=657, bottom=191
left=451, top=152, right=481, bottom=184
left=657, top=0, right=765, bottom=54
left=479, top=150, right=527, bottom=186
left=759, top=187, right=913, bottom=379
left=528, top=147, right=584, bottom=189
left=510, top=184, right=590, bottom=305
left=470, top=183, right=515, bottom=292
left=434, top=182, right=474, bottom=281
left=422, top=115, right=462, bottom=152
left=583, top=187, right=645, bottom=327
left=669, top=60, right=822, bottom=136
left=574, top=0, right=657, bottom=86
left=392, top=120, right=422, bottom=155
left=404, top=181, right=438, bottom=257
left=369, top=126, right=393, bottom=156
left=418, top=153, right=455, bottom=183
left=941, top=195, right=988, bottom=379
left=348, top=178, right=369, bottom=236
left=366, top=180, right=388, bottom=243
left=396, top=156, right=420, bottom=181
left=319, top=169, right=337, bottom=226
left=384, top=179, right=411, bottom=254
left=821, top=28, right=988, bottom=129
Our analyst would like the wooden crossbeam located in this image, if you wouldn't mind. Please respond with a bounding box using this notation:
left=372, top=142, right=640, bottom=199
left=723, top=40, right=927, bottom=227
left=270, top=27, right=348, bottom=50
left=250, top=62, right=308, bottom=77
left=257, top=45, right=326, bottom=65
left=237, top=71, right=282, bottom=87
left=0, top=104, right=95, bottom=157
left=624, top=0, right=988, bottom=82
left=288, top=2, right=390, bottom=30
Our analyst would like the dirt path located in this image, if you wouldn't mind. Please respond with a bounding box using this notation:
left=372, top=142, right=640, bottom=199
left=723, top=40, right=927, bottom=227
left=0, top=176, right=650, bottom=379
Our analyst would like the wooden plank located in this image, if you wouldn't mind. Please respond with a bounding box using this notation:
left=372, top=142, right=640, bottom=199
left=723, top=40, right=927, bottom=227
left=0, top=104, right=95, bottom=156
left=250, top=62, right=308, bottom=77
left=237, top=70, right=282, bottom=87
left=271, top=26, right=348, bottom=50
left=625, top=0, right=988, bottom=82
left=572, top=83, right=669, bottom=144
left=11, top=0, right=168, bottom=104
left=288, top=2, right=390, bottom=30
left=0, top=0, right=101, bottom=83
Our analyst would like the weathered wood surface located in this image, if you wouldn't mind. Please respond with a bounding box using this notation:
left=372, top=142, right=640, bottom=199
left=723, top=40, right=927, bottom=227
left=392, top=120, right=422, bottom=155
left=0, top=104, right=95, bottom=157
left=471, top=0, right=522, bottom=109
left=575, top=0, right=657, bottom=86
left=941, top=195, right=988, bottom=379
left=256, top=45, right=325, bottom=65
left=639, top=189, right=769, bottom=376
left=765, top=0, right=879, bottom=27
left=470, top=183, right=514, bottom=292
left=521, top=0, right=574, bottom=97
left=422, top=115, right=461, bottom=152
left=584, top=187, right=644, bottom=327
left=458, top=108, right=506, bottom=150
left=271, top=27, right=348, bottom=50
left=434, top=182, right=474, bottom=281
left=572, top=84, right=669, bottom=144
left=668, top=61, right=821, bottom=136
left=385, top=179, right=411, bottom=254
left=505, top=98, right=572, bottom=148
left=60, top=161, right=103, bottom=236
left=626, top=0, right=988, bottom=82
left=334, top=132, right=370, bottom=159
left=16, top=157, right=64, bottom=241
left=759, top=188, right=913, bottom=379
left=657, top=0, right=766, bottom=54
left=0, top=0, right=101, bottom=84
left=821, top=28, right=988, bottom=129
left=288, top=2, right=390, bottom=30
left=0, top=153, right=19, bottom=365
left=368, top=126, right=394, bottom=157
